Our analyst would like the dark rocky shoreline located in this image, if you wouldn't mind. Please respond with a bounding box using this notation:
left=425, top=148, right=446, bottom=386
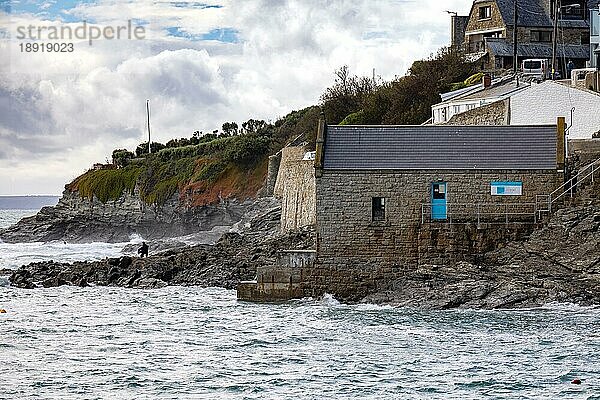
left=6, top=197, right=600, bottom=310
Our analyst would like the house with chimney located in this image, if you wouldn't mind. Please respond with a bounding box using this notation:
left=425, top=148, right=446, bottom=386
left=453, top=0, right=592, bottom=74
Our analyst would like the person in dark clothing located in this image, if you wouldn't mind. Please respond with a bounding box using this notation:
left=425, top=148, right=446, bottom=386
left=567, top=59, right=575, bottom=79
left=138, top=242, right=149, bottom=258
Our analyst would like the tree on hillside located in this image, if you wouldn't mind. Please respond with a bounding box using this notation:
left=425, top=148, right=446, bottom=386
left=112, top=149, right=134, bottom=168
left=222, top=122, right=239, bottom=137
left=320, top=65, right=378, bottom=124
left=241, top=119, right=268, bottom=135
left=379, top=47, right=476, bottom=124
left=321, top=48, right=476, bottom=126
left=136, top=142, right=166, bottom=157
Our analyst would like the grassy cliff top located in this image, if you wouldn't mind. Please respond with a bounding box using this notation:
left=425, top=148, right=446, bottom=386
left=67, top=106, right=321, bottom=206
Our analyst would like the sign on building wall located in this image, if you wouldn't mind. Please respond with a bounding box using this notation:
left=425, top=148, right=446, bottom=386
left=491, top=181, right=522, bottom=196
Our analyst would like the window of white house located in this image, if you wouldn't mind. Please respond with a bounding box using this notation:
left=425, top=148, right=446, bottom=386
left=479, top=6, right=491, bottom=20
left=592, top=9, right=600, bottom=36
left=372, top=197, right=385, bottom=222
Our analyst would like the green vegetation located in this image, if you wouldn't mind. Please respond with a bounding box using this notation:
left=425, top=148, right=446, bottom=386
left=71, top=167, right=142, bottom=203
left=71, top=46, right=476, bottom=206
left=320, top=47, right=477, bottom=127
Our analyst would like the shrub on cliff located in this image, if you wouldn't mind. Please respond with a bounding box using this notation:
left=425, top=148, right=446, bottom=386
left=69, top=167, right=142, bottom=203
left=112, top=149, right=134, bottom=168
left=222, top=134, right=271, bottom=167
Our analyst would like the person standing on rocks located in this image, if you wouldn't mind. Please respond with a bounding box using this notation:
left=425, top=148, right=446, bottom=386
left=138, top=242, right=149, bottom=258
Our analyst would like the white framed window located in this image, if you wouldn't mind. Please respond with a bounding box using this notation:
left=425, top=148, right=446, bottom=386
left=479, top=6, right=491, bottom=20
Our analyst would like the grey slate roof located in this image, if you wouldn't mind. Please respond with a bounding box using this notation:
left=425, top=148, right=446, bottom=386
left=323, top=125, right=557, bottom=170
left=474, top=0, right=590, bottom=27
left=486, top=38, right=590, bottom=59
left=473, top=0, right=553, bottom=27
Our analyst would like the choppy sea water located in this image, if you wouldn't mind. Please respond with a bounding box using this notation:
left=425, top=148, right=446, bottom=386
left=0, top=286, right=599, bottom=399
left=2, top=211, right=600, bottom=399
left=0, top=210, right=142, bottom=270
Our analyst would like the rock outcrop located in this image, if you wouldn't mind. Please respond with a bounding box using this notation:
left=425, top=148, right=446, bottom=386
left=362, top=203, right=600, bottom=309
left=9, top=205, right=315, bottom=290
left=0, top=189, right=274, bottom=243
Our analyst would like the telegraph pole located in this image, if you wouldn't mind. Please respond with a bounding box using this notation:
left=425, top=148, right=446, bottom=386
left=513, top=0, right=518, bottom=75
left=551, top=0, right=560, bottom=79
left=146, top=99, right=151, bottom=154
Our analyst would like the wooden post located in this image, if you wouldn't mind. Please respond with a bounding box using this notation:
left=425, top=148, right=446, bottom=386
left=557, top=116, right=566, bottom=170
left=314, top=112, right=326, bottom=178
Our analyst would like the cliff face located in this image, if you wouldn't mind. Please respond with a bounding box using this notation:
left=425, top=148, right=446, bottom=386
left=0, top=188, right=257, bottom=243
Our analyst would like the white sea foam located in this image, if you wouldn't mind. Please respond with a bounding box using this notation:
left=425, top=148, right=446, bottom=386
left=0, top=240, right=136, bottom=270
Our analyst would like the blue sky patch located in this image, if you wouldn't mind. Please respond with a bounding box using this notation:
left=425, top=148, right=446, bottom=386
left=0, top=0, right=10, bottom=14
left=168, top=2, right=222, bottom=9
left=9, top=0, right=97, bottom=23
left=167, top=26, right=239, bottom=43
left=202, top=27, right=238, bottom=43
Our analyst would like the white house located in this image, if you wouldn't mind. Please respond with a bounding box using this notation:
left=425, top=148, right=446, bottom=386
left=433, top=78, right=600, bottom=138
left=431, top=77, right=531, bottom=124
left=510, top=80, right=600, bottom=139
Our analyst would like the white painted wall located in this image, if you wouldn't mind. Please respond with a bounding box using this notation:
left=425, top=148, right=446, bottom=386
left=510, top=81, right=600, bottom=139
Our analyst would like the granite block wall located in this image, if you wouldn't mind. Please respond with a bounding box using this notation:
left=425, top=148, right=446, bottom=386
left=306, top=169, right=562, bottom=300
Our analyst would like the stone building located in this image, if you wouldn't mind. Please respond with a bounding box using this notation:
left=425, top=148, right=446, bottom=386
left=309, top=121, right=565, bottom=300
left=455, top=0, right=591, bottom=72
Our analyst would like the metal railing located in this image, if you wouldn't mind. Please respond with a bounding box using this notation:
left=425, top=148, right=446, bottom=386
left=542, top=158, right=600, bottom=214
left=421, top=202, right=538, bottom=226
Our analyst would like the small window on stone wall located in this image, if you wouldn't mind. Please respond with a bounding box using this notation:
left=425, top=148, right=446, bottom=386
left=531, top=30, right=552, bottom=42
left=479, top=6, right=491, bottom=20
left=372, top=197, right=385, bottom=222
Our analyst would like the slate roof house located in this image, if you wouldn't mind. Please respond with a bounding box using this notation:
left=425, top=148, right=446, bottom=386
left=310, top=119, right=565, bottom=299
left=591, top=0, right=600, bottom=67
left=455, top=0, right=592, bottom=72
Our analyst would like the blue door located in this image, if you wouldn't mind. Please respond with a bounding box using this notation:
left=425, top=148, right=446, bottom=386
left=431, top=182, right=447, bottom=220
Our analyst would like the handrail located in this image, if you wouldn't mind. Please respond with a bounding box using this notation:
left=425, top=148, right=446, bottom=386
left=421, top=202, right=537, bottom=225
left=548, top=157, right=600, bottom=212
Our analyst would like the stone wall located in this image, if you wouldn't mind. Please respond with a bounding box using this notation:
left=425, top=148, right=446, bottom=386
left=451, top=15, right=470, bottom=47
left=465, top=1, right=506, bottom=33
left=569, top=139, right=600, bottom=165
left=274, top=146, right=316, bottom=232
left=237, top=250, right=316, bottom=302
left=307, top=169, right=562, bottom=301
left=446, top=99, right=509, bottom=125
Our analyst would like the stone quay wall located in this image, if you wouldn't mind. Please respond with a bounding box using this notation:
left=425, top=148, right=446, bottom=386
left=305, top=169, right=562, bottom=301
left=274, top=146, right=316, bottom=232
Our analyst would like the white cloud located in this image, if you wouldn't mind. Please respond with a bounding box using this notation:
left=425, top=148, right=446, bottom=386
left=0, top=0, right=473, bottom=195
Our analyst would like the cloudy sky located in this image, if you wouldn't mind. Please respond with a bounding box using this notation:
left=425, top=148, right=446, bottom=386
left=0, top=0, right=472, bottom=195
